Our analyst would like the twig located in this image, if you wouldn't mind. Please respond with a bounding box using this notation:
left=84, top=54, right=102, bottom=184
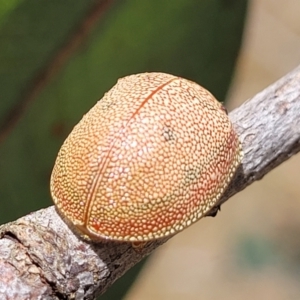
left=0, top=65, right=300, bottom=299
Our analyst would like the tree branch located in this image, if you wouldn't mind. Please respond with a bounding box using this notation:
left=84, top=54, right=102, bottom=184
left=1, top=65, right=300, bottom=299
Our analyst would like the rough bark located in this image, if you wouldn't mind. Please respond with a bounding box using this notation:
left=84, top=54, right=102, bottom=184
left=1, top=65, right=300, bottom=299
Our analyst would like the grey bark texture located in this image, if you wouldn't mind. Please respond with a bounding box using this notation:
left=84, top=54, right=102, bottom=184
left=1, top=65, right=300, bottom=300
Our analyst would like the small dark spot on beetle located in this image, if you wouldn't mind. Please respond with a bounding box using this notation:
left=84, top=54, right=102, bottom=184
left=183, top=167, right=200, bottom=185
left=101, top=99, right=117, bottom=111
left=206, top=205, right=221, bottom=217
left=163, top=125, right=175, bottom=141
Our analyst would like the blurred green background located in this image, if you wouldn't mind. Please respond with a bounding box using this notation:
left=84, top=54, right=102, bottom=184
left=0, top=0, right=249, bottom=298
